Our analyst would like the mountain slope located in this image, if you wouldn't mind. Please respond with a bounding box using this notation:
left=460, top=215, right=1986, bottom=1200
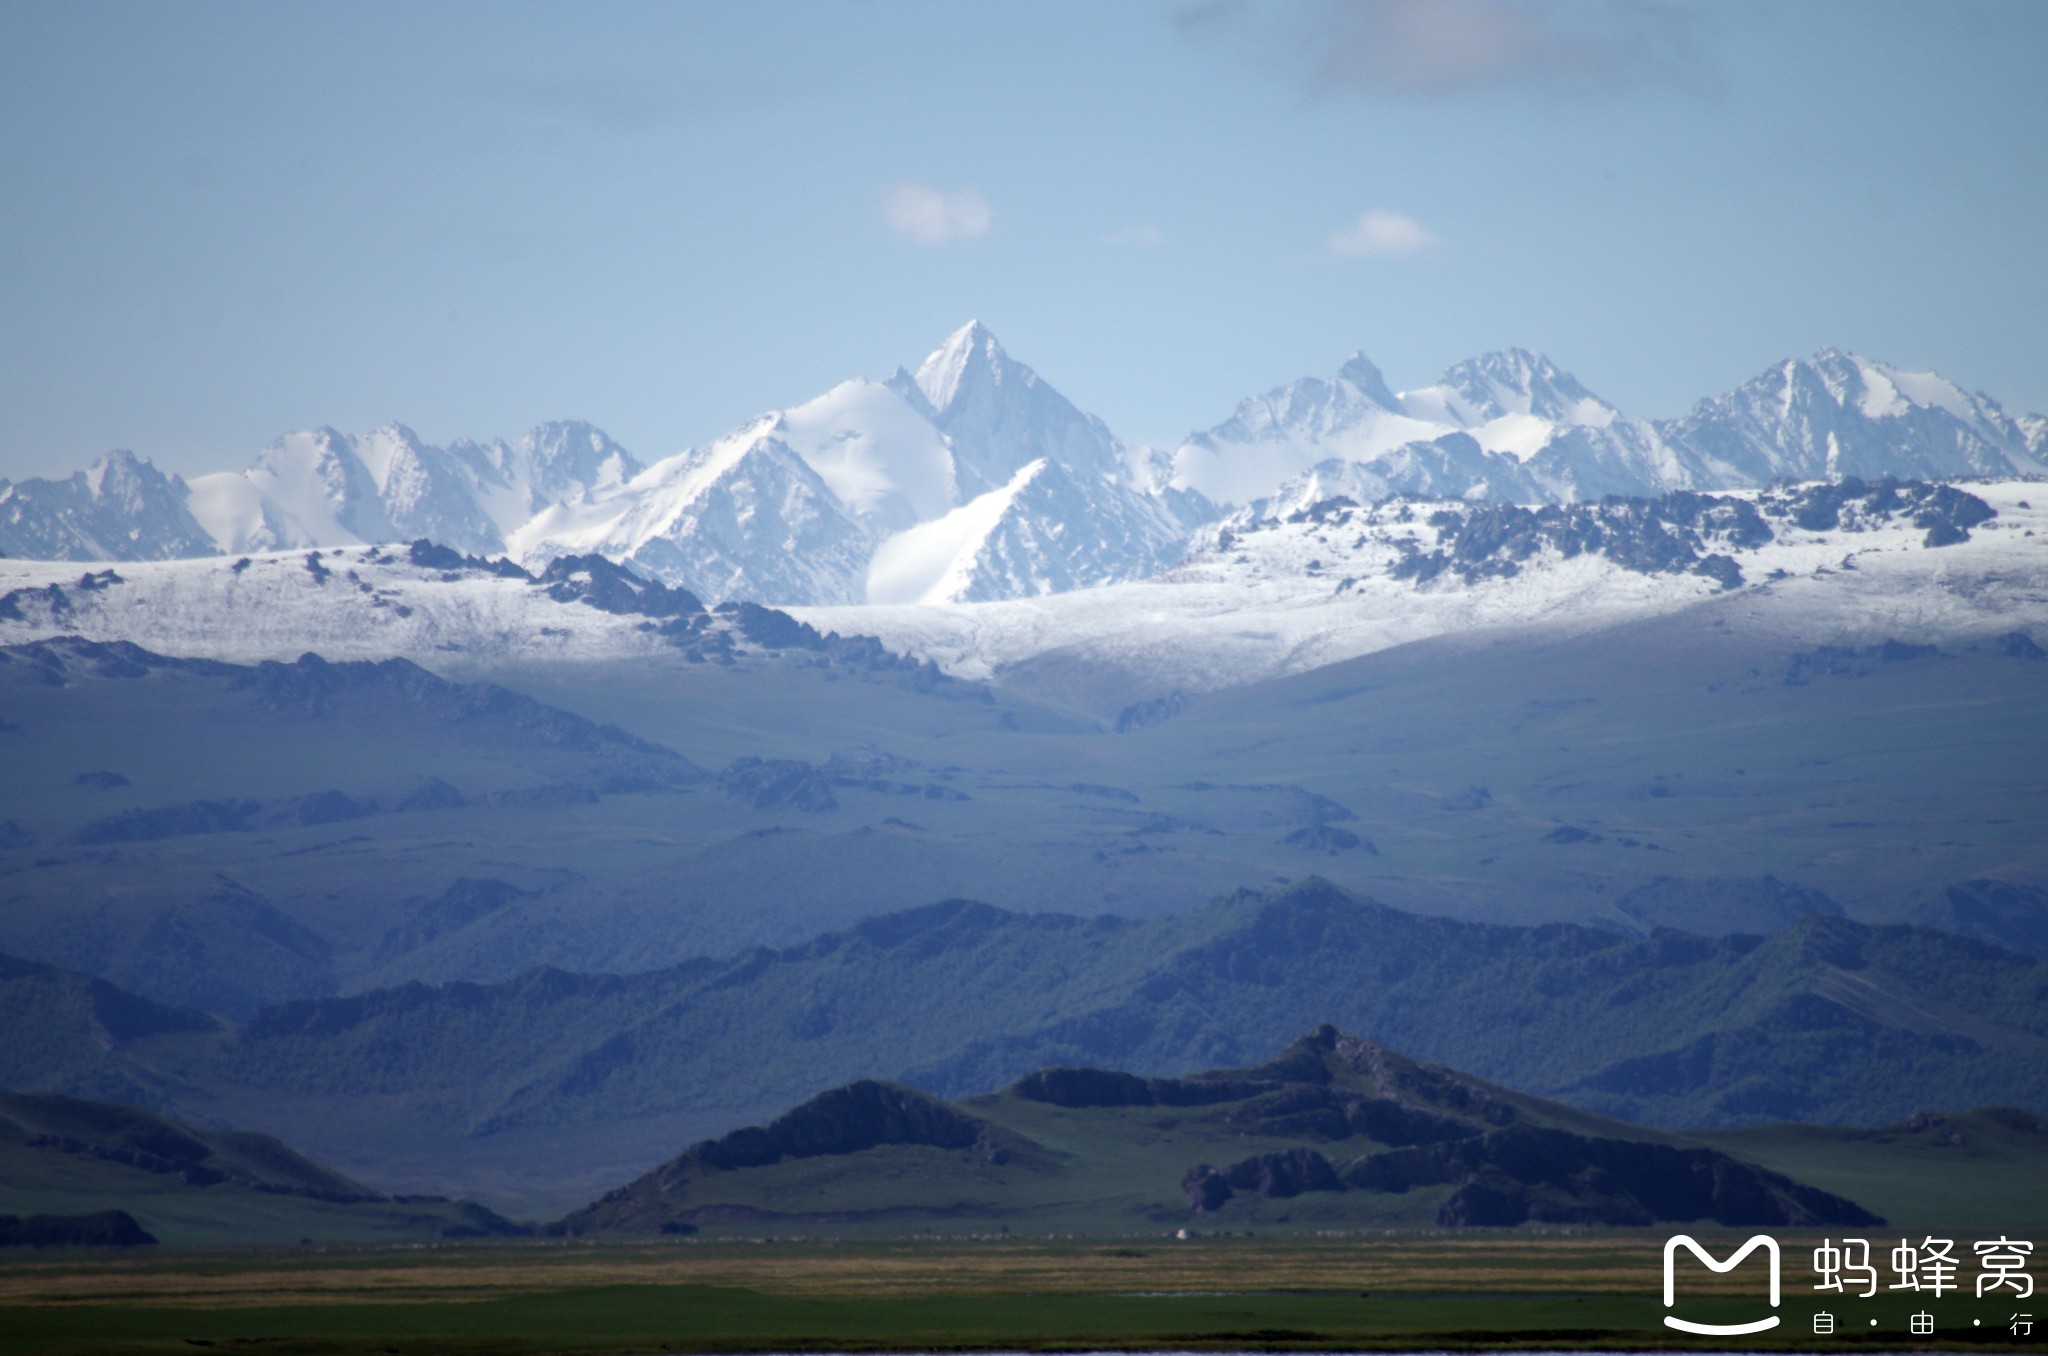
left=0, top=540, right=950, bottom=673
left=1167, top=345, right=2043, bottom=510
left=895, top=319, right=1132, bottom=496
left=530, top=323, right=1200, bottom=606
left=525, top=431, right=878, bottom=605
left=1165, top=348, right=1723, bottom=508
left=867, top=458, right=1191, bottom=605
left=0, top=325, right=1200, bottom=609
left=799, top=477, right=2048, bottom=703
left=9, top=879, right=2040, bottom=1202
left=0, top=452, right=217, bottom=561
left=184, top=421, right=645, bottom=559
left=558, top=1027, right=1882, bottom=1236
left=0, top=1092, right=526, bottom=1244
left=1660, top=349, right=2048, bottom=484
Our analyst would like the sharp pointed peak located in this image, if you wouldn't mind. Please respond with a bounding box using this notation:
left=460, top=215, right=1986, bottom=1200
left=527, top=418, right=603, bottom=438
left=1443, top=346, right=1566, bottom=381
left=1800, top=346, right=1860, bottom=372
left=266, top=425, right=352, bottom=452
left=1333, top=352, right=1399, bottom=408
left=939, top=317, right=1001, bottom=348
left=914, top=318, right=1020, bottom=410
left=362, top=420, right=427, bottom=446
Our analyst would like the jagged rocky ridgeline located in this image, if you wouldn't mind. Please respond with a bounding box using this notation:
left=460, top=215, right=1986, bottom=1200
left=1215, top=476, right=2002, bottom=593
left=3, top=327, right=2042, bottom=609
left=555, top=1026, right=1881, bottom=1236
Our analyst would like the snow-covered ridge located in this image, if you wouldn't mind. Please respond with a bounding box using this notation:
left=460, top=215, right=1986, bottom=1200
left=0, top=542, right=934, bottom=677
left=792, top=479, right=2048, bottom=702
left=5, top=480, right=2044, bottom=708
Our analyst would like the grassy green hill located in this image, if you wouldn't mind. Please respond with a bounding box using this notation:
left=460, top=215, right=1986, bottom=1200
left=1696, top=1107, right=2048, bottom=1231
left=556, top=1027, right=1890, bottom=1237
left=0, top=1093, right=527, bottom=1246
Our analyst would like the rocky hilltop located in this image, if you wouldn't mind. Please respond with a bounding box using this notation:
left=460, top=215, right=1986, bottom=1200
left=558, top=1026, right=1881, bottom=1235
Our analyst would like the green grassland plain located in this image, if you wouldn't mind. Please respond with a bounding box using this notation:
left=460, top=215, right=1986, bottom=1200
left=2, top=1235, right=2037, bottom=1355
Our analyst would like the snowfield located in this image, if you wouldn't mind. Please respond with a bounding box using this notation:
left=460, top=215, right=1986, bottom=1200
left=793, top=480, right=2048, bottom=695
left=5, top=481, right=2043, bottom=705
left=0, top=546, right=675, bottom=669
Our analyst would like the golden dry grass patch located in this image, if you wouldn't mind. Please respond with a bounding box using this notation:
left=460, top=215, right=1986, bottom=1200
left=0, top=1235, right=1754, bottom=1310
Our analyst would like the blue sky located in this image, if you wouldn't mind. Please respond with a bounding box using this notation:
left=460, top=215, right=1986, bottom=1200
left=1, top=0, right=2044, bottom=479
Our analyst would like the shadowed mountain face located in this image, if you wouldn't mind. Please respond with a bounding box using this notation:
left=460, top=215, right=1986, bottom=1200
left=0, top=1091, right=527, bottom=1246
left=1, top=878, right=2042, bottom=1207
left=557, top=1027, right=1882, bottom=1236
left=0, top=1092, right=371, bottom=1199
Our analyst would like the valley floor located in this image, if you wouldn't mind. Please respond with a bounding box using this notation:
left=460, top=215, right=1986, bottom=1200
left=1, top=1236, right=2034, bottom=1354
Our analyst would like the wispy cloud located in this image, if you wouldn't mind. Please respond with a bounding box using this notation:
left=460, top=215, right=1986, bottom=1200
left=882, top=181, right=994, bottom=247
left=1182, top=0, right=1710, bottom=100
left=1103, top=224, right=1171, bottom=249
left=1329, top=208, right=1437, bottom=258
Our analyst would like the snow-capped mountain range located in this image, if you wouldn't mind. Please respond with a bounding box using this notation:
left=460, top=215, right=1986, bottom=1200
left=2, top=326, right=2043, bottom=611
left=1166, top=347, right=2047, bottom=517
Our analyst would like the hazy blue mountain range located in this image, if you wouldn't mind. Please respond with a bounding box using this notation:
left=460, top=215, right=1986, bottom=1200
left=2, top=597, right=2043, bottom=1024
left=4, top=328, right=2042, bottom=610
left=2, top=879, right=2042, bottom=1209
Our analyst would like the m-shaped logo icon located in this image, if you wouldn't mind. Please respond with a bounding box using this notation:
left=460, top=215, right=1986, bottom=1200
left=1664, top=1234, right=1782, bottom=1335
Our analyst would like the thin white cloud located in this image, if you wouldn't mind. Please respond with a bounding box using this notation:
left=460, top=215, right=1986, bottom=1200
left=1103, top=224, right=1171, bottom=249
left=1329, top=208, right=1437, bottom=258
left=882, top=180, right=994, bottom=247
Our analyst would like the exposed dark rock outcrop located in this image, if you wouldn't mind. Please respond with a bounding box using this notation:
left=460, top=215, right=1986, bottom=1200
left=1388, top=493, right=1768, bottom=588
left=0, top=1209, right=156, bottom=1248
left=540, top=552, right=701, bottom=617
left=1009, top=1067, right=1262, bottom=1109
left=406, top=539, right=531, bottom=580
left=1322, top=1124, right=1880, bottom=1228
left=1114, top=691, right=1188, bottom=733
left=1167, top=1030, right=1881, bottom=1229
left=1279, top=824, right=1376, bottom=855
left=1340, top=477, right=1996, bottom=590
